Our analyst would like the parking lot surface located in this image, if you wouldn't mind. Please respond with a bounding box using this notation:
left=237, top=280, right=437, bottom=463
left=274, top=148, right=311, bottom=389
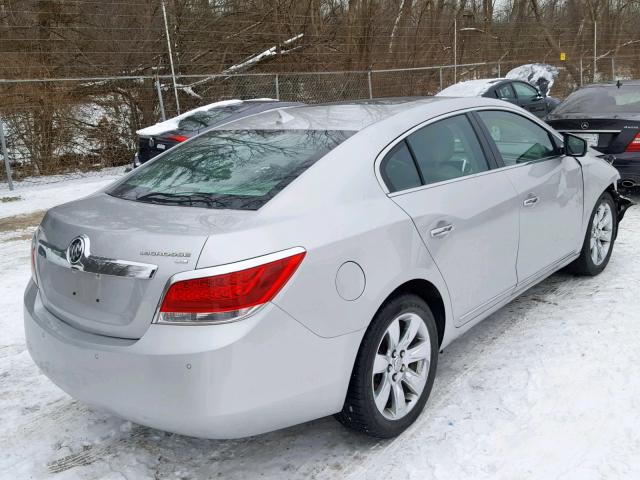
left=1, top=180, right=639, bottom=480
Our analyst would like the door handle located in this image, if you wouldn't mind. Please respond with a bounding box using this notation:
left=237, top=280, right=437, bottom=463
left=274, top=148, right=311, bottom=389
left=523, top=195, right=539, bottom=207
left=430, top=224, right=454, bottom=238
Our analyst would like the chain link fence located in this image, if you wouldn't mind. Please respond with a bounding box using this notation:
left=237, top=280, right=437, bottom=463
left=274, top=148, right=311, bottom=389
left=0, top=59, right=625, bottom=186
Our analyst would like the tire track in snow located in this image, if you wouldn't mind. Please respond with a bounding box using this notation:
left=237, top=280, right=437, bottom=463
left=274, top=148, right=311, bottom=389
left=323, top=273, right=619, bottom=479
left=45, top=423, right=150, bottom=475
left=333, top=202, right=640, bottom=479
left=1, top=193, right=638, bottom=480
left=334, top=310, right=534, bottom=480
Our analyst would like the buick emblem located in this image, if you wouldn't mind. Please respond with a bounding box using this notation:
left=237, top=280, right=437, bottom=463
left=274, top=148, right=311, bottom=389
left=66, top=235, right=88, bottom=265
left=148, top=137, right=155, bottom=147
left=581, top=121, right=590, bottom=130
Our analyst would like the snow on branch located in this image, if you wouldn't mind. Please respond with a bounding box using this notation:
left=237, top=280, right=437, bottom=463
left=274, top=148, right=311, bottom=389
left=156, top=34, right=305, bottom=98
left=223, top=33, right=304, bottom=75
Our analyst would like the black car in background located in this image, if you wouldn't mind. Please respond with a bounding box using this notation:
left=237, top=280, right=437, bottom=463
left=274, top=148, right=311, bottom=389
left=437, top=78, right=560, bottom=119
left=546, top=81, right=640, bottom=188
left=134, top=99, right=301, bottom=166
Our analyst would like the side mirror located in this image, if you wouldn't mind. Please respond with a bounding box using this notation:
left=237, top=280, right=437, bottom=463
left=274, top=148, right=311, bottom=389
left=563, top=133, right=588, bottom=157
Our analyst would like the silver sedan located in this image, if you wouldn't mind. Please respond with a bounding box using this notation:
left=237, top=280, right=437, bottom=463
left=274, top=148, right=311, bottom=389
left=25, top=97, right=632, bottom=439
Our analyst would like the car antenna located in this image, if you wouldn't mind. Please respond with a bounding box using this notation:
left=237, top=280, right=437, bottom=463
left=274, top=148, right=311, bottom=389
left=616, top=79, right=622, bottom=89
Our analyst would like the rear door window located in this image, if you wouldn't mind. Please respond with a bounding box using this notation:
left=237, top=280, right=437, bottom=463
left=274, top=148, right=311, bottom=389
left=109, top=129, right=354, bottom=210
left=380, top=141, right=422, bottom=193
left=496, top=83, right=516, bottom=100
left=407, top=114, right=490, bottom=185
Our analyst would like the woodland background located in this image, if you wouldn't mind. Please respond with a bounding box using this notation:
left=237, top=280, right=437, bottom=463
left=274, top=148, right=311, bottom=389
left=1, top=0, right=639, bottom=177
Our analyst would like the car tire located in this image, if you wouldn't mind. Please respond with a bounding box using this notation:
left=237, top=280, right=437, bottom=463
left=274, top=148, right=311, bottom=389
left=335, top=293, right=438, bottom=438
left=568, top=192, right=617, bottom=276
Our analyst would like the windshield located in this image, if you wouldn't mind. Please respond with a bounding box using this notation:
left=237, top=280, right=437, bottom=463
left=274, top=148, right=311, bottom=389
left=109, top=129, right=355, bottom=210
left=554, top=86, right=640, bottom=114
left=177, top=105, right=253, bottom=132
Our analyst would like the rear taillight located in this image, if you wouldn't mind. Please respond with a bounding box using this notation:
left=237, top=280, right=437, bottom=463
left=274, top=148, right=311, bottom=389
left=165, top=134, right=188, bottom=143
left=157, top=248, right=306, bottom=324
left=625, top=132, right=640, bottom=152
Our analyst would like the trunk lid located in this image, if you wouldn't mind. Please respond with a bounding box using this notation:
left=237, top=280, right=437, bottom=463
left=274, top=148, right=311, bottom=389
left=547, top=114, right=640, bottom=154
left=36, top=193, right=253, bottom=339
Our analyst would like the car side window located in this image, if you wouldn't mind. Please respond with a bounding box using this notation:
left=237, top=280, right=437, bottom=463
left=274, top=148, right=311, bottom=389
left=477, top=110, right=559, bottom=165
left=406, top=114, right=490, bottom=186
left=513, top=82, right=539, bottom=99
left=380, top=141, right=422, bottom=193
left=496, top=84, right=515, bottom=100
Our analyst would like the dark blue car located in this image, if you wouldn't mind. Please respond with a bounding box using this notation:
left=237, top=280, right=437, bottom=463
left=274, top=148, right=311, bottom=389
left=134, top=99, right=302, bottom=166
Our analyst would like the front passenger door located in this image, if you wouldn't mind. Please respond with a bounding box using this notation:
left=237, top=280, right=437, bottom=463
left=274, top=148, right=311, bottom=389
left=475, top=110, right=583, bottom=284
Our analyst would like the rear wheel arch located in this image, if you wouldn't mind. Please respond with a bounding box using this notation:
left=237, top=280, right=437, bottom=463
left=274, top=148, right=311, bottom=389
left=381, top=279, right=446, bottom=347
left=605, top=184, right=618, bottom=227
left=605, top=183, right=616, bottom=195
left=338, top=288, right=441, bottom=437
left=568, top=189, right=617, bottom=276
left=604, top=183, right=631, bottom=237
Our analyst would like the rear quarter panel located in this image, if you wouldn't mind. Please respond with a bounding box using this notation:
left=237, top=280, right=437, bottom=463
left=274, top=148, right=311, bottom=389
left=195, top=109, right=460, bottom=340
left=271, top=198, right=452, bottom=339
left=195, top=193, right=452, bottom=340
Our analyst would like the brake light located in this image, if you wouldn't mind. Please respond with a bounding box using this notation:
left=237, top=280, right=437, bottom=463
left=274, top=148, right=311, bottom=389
left=625, top=132, right=640, bottom=152
left=165, top=134, right=188, bottom=143
left=158, top=249, right=306, bottom=324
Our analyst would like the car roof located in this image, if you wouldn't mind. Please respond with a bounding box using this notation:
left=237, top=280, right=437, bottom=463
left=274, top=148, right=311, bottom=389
left=583, top=81, right=640, bottom=88
left=243, top=99, right=299, bottom=105
left=136, top=99, right=294, bottom=136
left=436, top=78, right=508, bottom=97
left=214, top=97, right=446, bottom=131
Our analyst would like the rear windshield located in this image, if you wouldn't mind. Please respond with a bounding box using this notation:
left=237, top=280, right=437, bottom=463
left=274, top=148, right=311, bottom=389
left=109, top=129, right=355, bottom=210
left=554, top=86, right=640, bottom=114
left=177, top=104, right=253, bottom=131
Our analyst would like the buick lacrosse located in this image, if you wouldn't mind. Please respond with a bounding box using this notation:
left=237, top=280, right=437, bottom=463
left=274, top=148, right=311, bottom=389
left=25, top=97, right=631, bottom=439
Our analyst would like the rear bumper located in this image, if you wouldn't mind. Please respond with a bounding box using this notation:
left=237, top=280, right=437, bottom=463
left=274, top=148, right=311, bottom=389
left=24, top=281, right=359, bottom=438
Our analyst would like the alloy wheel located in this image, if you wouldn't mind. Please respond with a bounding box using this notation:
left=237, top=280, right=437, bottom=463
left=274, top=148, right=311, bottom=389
left=590, top=202, right=613, bottom=266
left=372, top=312, right=431, bottom=420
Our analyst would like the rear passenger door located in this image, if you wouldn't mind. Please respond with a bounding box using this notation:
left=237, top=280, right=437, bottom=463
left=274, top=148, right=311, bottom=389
left=474, top=110, right=583, bottom=284
left=381, top=113, right=520, bottom=326
left=512, top=81, right=547, bottom=118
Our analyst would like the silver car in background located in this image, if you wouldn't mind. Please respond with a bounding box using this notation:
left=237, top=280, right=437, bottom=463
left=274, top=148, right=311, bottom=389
left=25, top=97, right=631, bottom=439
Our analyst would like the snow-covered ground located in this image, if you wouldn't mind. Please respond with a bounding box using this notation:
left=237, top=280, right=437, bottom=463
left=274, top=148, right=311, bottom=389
left=1, top=175, right=639, bottom=479
left=0, top=168, right=125, bottom=219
